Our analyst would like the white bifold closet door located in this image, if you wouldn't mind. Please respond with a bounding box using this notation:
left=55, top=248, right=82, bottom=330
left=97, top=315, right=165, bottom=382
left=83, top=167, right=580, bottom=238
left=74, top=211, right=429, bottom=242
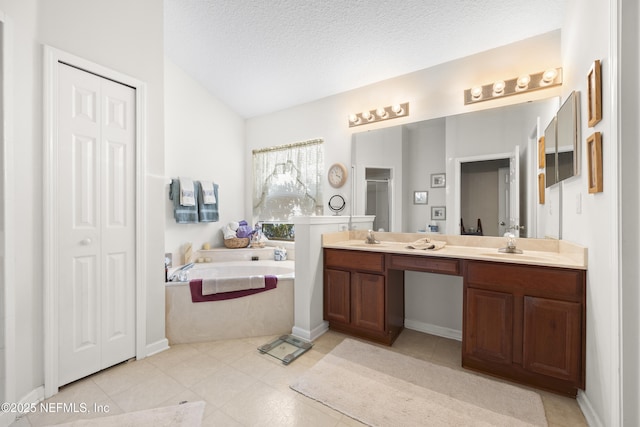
left=57, top=63, right=136, bottom=387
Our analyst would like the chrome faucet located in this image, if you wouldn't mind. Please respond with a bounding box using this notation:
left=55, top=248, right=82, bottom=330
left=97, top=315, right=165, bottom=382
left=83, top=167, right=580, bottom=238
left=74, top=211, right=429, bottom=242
left=498, top=232, right=523, bottom=254
left=365, top=229, right=380, bottom=244
left=168, top=262, right=195, bottom=281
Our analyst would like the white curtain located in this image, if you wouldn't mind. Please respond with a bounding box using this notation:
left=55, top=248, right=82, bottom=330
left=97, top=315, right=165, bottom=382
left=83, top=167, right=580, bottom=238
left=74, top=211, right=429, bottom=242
left=253, top=139, right=324, bottom=221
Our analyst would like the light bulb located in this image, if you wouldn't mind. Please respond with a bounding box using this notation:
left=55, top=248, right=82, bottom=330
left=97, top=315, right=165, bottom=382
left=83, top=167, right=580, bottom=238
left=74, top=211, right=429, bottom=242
left=376, top=107, right=388, bottom=118
left=391, top=104, right=404, bottom=115
left=471, top=86, right=483, bottom=99
left=516, top=74, right=531, bottom=89
left=348, top=114, right=359, bottom=123
left=493, top=80, right=505, bottom=95
left=542, top=68, right=558, bottom=83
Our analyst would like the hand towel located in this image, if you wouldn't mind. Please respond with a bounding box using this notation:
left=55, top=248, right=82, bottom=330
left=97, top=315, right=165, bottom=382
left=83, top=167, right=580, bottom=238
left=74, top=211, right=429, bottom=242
left=405, top=238, right=447, bottom=250
left=169, top=179, right=198, bottom=223
left=200, top=180, right=217, bottom=204
left=179, top=177, right=196, bottom=206
left=222, top=224, right=237, bottom=239
left=196, top=181, right=219, bottom=222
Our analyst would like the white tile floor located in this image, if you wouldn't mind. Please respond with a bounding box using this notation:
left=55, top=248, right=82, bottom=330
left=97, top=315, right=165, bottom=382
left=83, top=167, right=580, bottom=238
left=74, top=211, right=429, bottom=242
left=11, top=329, right=587, bottom=426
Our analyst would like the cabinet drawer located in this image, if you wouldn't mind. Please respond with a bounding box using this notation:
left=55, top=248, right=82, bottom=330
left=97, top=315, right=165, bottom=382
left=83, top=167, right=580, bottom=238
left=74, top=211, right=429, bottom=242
left=324, top=249, right=385, bottom=273
left=388, top=254, right=460, bottom=276
left=465, top=261, right=585, bottom=300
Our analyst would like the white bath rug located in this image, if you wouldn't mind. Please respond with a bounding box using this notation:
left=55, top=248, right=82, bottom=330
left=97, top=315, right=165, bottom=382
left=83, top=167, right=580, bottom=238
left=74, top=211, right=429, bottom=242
left=291, top=339, right=547, bottom=426
left=50, top=401, right=206, bottom=427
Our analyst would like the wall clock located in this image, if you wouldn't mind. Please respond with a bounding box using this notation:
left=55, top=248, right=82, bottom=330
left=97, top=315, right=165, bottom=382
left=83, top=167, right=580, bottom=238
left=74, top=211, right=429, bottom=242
left=328, top=162, right=348, bottom=188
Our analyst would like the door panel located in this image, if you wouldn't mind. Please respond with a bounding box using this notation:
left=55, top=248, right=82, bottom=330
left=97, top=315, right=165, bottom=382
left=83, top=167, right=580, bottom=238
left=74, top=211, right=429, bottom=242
left=58, top=63, right=135, bottom=386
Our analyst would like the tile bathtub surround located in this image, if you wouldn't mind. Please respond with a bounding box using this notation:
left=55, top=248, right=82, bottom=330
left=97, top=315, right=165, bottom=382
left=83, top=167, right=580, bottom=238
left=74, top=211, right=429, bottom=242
left=11, top=330, right=587, bottom=426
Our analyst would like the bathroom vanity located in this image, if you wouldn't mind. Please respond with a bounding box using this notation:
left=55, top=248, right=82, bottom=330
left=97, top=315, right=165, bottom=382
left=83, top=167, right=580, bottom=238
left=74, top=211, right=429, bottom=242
left=322, top=231, right=587, bottom=397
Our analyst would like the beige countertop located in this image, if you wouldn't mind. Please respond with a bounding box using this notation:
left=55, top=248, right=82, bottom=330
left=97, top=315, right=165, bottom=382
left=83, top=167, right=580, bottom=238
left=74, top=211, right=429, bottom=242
left=322, top=231, right=587, bottom=270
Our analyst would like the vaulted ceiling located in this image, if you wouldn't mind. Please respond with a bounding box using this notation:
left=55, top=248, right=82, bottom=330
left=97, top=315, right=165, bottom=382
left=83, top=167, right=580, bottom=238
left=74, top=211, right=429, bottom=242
left=164, top=0, right=566, bottom=118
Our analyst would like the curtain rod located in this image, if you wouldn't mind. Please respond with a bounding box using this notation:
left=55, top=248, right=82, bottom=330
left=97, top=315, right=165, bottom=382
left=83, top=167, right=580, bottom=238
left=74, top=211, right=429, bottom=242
left=252, top=138, right=323, bottom=155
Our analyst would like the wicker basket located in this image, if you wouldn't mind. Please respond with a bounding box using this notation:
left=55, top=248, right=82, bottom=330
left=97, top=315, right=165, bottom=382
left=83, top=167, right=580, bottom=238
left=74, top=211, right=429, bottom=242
left=224, top=237, right=250, bottom=249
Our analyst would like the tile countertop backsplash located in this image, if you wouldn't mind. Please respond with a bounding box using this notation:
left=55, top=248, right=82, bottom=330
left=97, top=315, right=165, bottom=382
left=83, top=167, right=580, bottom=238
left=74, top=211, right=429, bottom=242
left=322, top=231, right=587, bottom=270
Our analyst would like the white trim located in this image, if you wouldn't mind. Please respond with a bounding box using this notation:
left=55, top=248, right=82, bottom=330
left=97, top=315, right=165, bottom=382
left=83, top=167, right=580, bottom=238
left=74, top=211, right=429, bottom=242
left=145, top=338, right=170, bottom=358
left=578, top=391, right=604, bottom=427
left=291, top=321, right=329, bottom=342
left=42, top=46, right=148, bottom=398
left=609, top=0, right=623, bottom=425
left=404, top=319, right=462, bottom=341
left=0, top=9, right=16, bottom=412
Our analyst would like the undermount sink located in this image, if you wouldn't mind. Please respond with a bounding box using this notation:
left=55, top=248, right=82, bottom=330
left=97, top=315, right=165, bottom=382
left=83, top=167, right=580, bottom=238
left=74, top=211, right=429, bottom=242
left=349, top=242, right=391, bottom=248
left=478, top=252, right=554, bottom=262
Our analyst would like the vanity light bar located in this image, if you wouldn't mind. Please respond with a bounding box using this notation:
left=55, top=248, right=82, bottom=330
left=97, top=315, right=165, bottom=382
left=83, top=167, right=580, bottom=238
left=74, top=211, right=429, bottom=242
left=348, top=102, right=410, bottom=127
left=464, top=68, right=562, bottom=105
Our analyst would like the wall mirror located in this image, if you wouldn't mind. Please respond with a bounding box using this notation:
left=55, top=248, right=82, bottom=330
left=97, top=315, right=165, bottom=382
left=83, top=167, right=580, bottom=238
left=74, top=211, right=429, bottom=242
left=544, top=91, right=579, bottom=188
left=556, top=90, right=580, bottom=182
left=544, top=116, right=558, bottom=187
left=352, top=97, right=560, bottom=238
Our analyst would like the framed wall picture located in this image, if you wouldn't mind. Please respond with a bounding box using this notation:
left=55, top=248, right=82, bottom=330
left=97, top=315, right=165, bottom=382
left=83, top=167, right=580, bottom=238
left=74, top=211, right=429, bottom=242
left=538, top=136, right=545, bottom=169
left=431, top=173, right=446, bottom=188
left=413, top=191, right=428, bottom=204
left=587, top=132, right=603, bottom=193
left=538, top=173, right=545, bottom=204
left=431, top=206, right=446, bottom=220
left=587, top=60, right=602, bottom=127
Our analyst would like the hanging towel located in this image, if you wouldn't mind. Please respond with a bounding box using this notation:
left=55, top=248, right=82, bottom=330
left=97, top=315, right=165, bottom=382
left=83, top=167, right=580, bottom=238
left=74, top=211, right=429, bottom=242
left=189, top=276, right=278, bottom=303
left=179, top=177, right=196, bottom=206
left=196, top=181, right=219, bottom=222
left=169, top=179, right=198, bottom=223
left=200, top=180, right=217, bottom=204
left=201, top=275, right=266, bottom=296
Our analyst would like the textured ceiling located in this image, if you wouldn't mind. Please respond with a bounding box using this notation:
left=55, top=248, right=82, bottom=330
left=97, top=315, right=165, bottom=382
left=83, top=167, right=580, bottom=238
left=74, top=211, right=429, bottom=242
left=164, top=0, right=565, bottom=118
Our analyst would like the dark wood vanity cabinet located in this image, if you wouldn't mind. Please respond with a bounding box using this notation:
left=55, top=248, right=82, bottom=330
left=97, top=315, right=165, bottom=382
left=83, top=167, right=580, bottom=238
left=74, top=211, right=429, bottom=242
left=462, top=260, right=586, bottom=397
left=323, top=249, right=404, bottom=345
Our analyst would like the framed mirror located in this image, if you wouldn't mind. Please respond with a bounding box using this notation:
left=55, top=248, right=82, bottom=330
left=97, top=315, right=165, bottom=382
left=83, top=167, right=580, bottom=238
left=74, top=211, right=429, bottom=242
left=556, top=91, right=580, bottom=182
left=544, top=116, right=557, bottom=187
left=352, top=97, right=559, bottom=238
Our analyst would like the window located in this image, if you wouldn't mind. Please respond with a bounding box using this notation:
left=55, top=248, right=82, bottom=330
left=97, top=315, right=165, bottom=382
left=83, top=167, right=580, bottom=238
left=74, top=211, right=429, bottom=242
left=252, top=139, right=324, bottom=222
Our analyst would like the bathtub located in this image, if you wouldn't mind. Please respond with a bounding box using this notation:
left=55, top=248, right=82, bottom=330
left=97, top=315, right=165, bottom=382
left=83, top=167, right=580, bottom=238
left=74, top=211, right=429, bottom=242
left=165, top=259, right=295, bottom=344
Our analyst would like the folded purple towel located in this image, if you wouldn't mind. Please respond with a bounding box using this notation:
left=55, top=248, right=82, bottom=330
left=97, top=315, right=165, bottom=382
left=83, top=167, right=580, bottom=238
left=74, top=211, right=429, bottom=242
left=189, top=276, right=278, bottom=303
left=236, top=224, right=253, bottom=238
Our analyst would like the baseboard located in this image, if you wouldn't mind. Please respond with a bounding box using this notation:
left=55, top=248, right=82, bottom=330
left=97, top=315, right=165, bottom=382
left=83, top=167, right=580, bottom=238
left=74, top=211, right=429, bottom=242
left=145, top=338, right=170, bottom=358
left=0, top=386, right=46, bottom=427
left=577, top=390, right=603, bottom=427
left=292, top=321, right=329, bottom=342
left=404, top=319, right=462, bottom=341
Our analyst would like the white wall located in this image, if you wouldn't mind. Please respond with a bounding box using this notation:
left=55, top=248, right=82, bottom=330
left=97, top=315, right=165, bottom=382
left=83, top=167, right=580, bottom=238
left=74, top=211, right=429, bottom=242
left=245, top=31, right=563, bottom=218
left=0, top=0, right=165, bottom=406
left=164, top=59, right=245, bottom=262
left=559, top=1, right=620, bottom=425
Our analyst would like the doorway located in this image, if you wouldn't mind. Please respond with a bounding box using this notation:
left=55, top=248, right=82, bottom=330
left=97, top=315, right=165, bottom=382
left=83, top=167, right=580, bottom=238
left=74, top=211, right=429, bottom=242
left=43, top=47, right=148, bottom=397
left=365, top=168, right=391, bottom=232
left=460, top=159, right=509, bottom=236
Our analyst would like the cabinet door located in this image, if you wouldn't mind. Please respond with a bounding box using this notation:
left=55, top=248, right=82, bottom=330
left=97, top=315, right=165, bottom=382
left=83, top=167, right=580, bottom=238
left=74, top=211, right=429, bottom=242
left=352, top=272, right=385, bottom=332
left=465, top=288, right=513, bottom=365
left=523, top=296, right=582, bottom=383
left=324, top=269, right=351, bottom=324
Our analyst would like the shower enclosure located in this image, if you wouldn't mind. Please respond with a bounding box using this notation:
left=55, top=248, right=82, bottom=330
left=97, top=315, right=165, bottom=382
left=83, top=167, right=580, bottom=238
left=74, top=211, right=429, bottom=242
left=365, top=168, right=391, bottom=232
